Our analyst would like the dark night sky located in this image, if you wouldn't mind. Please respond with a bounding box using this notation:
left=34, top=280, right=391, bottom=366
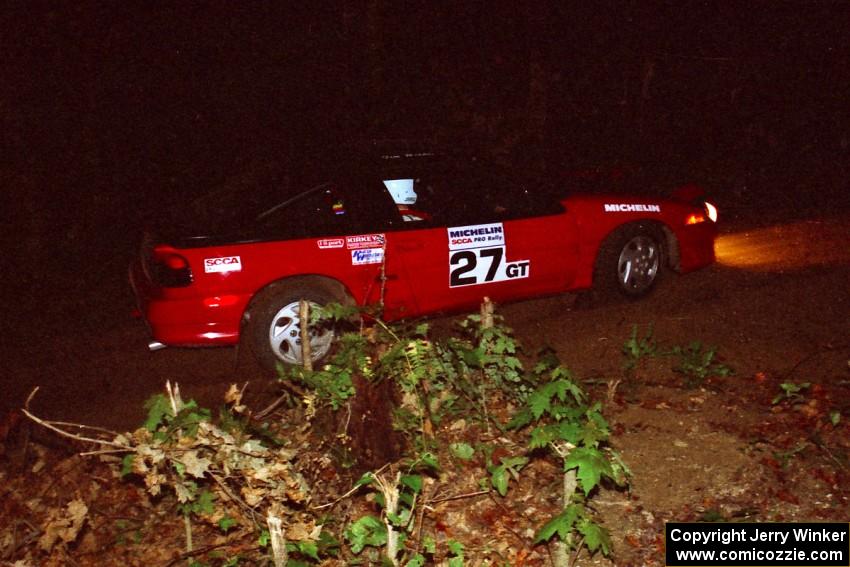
left=3, top=2, right=849, bottom=286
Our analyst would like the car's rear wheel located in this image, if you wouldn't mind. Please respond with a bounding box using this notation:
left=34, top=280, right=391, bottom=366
left=593, top=223, right=664, bottom=299
left=243, top=278, right=351, bottom=372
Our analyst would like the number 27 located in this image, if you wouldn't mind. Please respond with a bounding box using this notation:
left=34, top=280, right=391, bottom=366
left=449, top=247, right=504, bottom=287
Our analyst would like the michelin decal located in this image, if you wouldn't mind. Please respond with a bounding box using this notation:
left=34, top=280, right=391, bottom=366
left=603, top=203, right=661, bottom=213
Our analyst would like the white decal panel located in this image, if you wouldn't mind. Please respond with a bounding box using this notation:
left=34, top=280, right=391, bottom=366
left=204, top=256, right=242, bottom=273
left=448, top=223, right=504, bottom=250
left=351, top=247, right=384, bottom=266
left=446, top=223, right=530, bottom=288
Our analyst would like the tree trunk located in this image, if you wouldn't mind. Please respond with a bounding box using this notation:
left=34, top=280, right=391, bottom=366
left=346, top=374, right=405, bottom=472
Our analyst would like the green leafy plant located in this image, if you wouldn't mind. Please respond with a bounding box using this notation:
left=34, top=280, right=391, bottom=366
left=460, top=312, right=527, bottom=395
left=345, top=514, right=387, bottom=554
left=670, top=341, right=733, bottom=388
left=143, top=389, right=212, bottom=440
left=114, top=382, right=315, bottom=565
left=487, top=456, right=529, bottom=497
left=292, top=302, right=538, bottom=446
left=535, top=504, right=612, bottom=557
left=618, top=327, right=734, bottom=391
left=453, top=302, right=544, bottom=412
left=281, top=332, right=365, bottom=409
left=113, top=519, right=143, bottom=546
left=772, top=442, right=809, bottom=468
left=25, top=299, right=634, bottom=565
left=449, top=442, right=475, bottom=461
left=345, top=466, right=425, bottom=566
left=772, top=381, right=811, bottom=405
left=621, top=324, right=658, bottom=373
left=510, top=359, right=628, bottom=565
left=445, top=539, right=466, bottom=567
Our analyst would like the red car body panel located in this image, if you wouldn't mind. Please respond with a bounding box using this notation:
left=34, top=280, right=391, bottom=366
left=130, top=168, right=717, bottom=349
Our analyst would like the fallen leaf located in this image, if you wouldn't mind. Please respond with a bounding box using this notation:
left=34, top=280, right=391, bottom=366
left=181, top=450, right=212, bottom=478
left=38, top=498, right=88, bottom=552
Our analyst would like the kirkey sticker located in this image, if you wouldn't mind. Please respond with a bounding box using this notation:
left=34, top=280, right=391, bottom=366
left=204, top=256, right=242, bottom=273
left=346, top=234, right=385, bottom=250
left=351, top=247, right=384, bottom=266
left=317, top=238, right=345, bottom=249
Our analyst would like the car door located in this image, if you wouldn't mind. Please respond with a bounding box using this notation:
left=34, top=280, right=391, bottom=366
left=382, top=163, right=580, bottom=317
left=249, top=172, right=421, bottom=319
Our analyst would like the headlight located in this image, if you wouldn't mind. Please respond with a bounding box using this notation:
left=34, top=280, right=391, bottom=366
left=703, top=201, right=718, bottom=223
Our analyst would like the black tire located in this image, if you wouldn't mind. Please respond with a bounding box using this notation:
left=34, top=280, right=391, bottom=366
left=242, top=277, right=351, bottom=373
left=592, top=223, right=665, bottom=301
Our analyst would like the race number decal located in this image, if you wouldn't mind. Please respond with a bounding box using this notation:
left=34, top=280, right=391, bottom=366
left=447, top=223, right=530, bottom=287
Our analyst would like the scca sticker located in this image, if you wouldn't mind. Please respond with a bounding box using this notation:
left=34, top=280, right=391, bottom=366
left=351, top=247, right=384, bottom=266
left=204, top=256, right=242, bottom=273
left=317, top=238, right=344, bottom=249
left=446, top=223, right=530, bottom=287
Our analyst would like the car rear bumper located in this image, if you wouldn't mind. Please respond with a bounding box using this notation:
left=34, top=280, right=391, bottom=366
left=129, top=259, right=243, bottom=347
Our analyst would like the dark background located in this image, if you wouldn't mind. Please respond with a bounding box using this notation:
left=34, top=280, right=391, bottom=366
left=3, top=2, right=849, bottom=323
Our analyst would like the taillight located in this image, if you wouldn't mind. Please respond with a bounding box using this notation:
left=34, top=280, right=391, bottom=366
left=152, top=248, right=193, bottom=287
left=685, top=212, right=706, bottom=225
left=672, top=185, right=719, bottom=224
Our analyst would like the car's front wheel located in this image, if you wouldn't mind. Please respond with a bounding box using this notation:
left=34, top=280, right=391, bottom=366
left=593, top=223, right=664, bottom=299
left=243, top=277, right=351, bottom=372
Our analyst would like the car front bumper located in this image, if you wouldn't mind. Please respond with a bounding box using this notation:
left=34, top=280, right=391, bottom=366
left=676, top=221, right=717, bottom=273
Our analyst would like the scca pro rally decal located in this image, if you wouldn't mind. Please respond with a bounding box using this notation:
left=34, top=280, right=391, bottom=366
left=351, top=248, right=384, bottom=266
left=204, top=256, right=242, bottom=273
left=603, top=203, right=661, bottom=213
left=346, top=234, right=385, bottom=250
left=447, top=223, right=530, bottom=287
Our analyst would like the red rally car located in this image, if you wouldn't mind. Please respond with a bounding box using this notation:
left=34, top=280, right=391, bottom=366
left=130, top=151, right=717, bottom=371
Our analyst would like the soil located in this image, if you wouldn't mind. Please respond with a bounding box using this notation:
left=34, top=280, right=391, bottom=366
left=2, top=209, right=849, bottom=565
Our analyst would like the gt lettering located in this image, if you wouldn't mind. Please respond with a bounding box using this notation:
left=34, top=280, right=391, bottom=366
left=506, top=261, right=530, bottom=278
